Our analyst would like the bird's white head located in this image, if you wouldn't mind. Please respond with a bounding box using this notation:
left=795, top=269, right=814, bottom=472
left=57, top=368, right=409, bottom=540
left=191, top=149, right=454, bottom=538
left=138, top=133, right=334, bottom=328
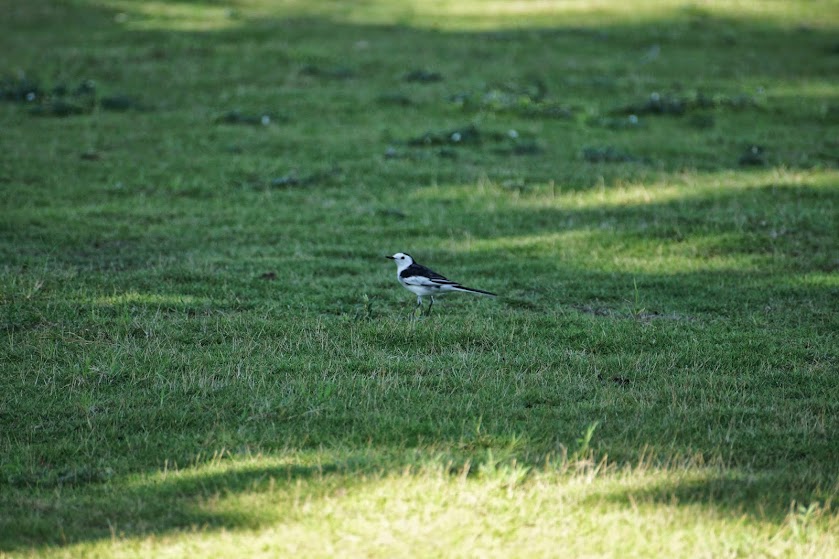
left=386, top=252, right=414, bottom=271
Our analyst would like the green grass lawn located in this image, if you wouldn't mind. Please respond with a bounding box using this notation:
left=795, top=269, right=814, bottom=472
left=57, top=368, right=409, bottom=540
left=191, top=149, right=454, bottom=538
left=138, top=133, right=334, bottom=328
left=2, top=0, right=838, bottom=556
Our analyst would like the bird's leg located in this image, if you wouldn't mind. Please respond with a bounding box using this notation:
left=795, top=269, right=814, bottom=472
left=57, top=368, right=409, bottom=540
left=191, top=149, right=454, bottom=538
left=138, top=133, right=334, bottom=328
left=412, top=295, right=423, bottom=320
left=424, top=296, right=434, bottom=317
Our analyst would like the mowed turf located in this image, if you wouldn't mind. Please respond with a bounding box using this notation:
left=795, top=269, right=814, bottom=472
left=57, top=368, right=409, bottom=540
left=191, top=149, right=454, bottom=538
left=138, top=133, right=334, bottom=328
left=1, top=0, right=838, bottom=556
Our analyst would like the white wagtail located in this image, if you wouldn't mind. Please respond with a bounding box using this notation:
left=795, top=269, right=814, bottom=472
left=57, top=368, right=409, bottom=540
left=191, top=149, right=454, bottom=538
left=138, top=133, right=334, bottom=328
left=385, top=252, right=496, bottom=315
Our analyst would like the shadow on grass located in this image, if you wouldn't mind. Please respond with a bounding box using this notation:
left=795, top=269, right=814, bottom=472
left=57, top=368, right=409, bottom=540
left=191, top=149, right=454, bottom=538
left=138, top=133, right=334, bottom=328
left=2, top=458, right=344, bottom=549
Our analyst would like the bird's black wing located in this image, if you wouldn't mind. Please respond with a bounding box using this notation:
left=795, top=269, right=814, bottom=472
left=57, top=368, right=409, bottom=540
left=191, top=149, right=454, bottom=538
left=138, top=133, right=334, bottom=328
left=400, top=262, right=458, bottom=285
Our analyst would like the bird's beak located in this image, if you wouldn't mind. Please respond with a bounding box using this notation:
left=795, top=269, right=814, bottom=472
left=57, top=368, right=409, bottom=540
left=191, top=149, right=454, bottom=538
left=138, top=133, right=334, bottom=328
left=384, top=255, right=394, bottom=259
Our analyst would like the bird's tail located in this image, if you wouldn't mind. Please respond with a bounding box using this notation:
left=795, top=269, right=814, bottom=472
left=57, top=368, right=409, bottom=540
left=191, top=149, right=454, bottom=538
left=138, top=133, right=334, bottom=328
left=452, top=285, right=497, bottom=297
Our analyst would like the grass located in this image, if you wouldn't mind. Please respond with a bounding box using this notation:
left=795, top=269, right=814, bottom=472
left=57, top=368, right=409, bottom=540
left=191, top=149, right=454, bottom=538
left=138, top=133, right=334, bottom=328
left=1, top=0, right=838, bottom=556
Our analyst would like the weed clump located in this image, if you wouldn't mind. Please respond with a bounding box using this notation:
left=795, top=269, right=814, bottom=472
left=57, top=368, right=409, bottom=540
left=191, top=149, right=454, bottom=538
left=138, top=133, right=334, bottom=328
left=1, top=74, right=148, bottom=117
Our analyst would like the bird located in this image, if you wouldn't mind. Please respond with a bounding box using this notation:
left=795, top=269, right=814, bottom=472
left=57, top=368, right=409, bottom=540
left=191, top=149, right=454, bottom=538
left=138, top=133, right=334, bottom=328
left=385, top=252, right=496, bottom=316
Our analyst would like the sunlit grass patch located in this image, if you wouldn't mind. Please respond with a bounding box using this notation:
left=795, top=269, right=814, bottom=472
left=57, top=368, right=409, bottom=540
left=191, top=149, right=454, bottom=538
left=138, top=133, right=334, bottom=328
left=195, top=0, right=839, bottom=31
left=412, top=167, right=837, bottom=209
left=94, top=292, right=207, bottom=307
left=80, top=0, right=839, bottom=35
left=794, top=273, right=839, bottom=288
left=18, top=453, right=839, bottom=558
left=443, top=230, right=770, bottom=274
left=94, top=0, right=244, bottom=31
